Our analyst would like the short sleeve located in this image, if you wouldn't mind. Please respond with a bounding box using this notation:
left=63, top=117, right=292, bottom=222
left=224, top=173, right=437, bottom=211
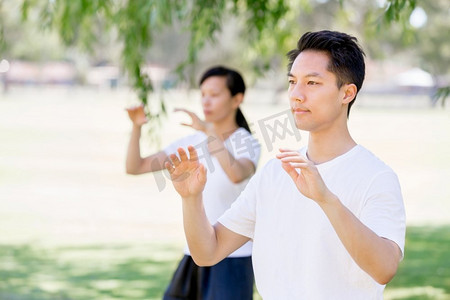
left=360, top=171, right=406, bottom=256
left=226, top=128, right=261, bottom=167
left=217, top=164, right=263, bottom=239
left=163, top=133, right=205, bottom=156
left=163, top=137, right=184, bottom=156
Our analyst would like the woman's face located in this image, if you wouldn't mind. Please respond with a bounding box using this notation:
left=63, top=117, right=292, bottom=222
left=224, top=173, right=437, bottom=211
left=200, top=76, right=238, bottom=123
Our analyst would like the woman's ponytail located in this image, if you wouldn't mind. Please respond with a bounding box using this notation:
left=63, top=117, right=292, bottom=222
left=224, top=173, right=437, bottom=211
left=236, top=107, right=251, bottom=133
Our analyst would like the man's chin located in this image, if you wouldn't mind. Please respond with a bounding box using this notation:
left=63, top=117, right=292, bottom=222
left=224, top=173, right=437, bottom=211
left=294, top=120, right=306, bottom=130
left=295, top=122, right=316, bottom=133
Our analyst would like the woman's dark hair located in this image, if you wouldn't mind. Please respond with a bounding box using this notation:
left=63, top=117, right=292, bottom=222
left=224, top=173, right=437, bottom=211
left=287, top=30, right=366, bottom=117
left=199, top=66, right=251, bottom=133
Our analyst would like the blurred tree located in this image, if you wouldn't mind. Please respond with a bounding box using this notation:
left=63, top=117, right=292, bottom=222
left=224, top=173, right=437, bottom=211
left=0, top=5, right=68, bottom=62
left=2, top=0, right=447, bottom=117
left=14, top=0, right=294, bottom=123
left=361, top=0, right=450, bottom=106
left=0, top=1, right=5, bottom=55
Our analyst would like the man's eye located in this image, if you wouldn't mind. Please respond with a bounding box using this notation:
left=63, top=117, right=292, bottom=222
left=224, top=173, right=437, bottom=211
left=308, top=81, right=318, bottom=85
left=288, top=79, right=295, bottom=84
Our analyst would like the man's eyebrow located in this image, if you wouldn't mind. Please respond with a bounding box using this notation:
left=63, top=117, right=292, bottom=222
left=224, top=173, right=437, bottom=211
left=306, top=72, right=322, bottom=77
left=287, top=72, right=323, bottom=78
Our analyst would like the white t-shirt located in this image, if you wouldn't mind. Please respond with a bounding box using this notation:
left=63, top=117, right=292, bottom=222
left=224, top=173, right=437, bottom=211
left=164, top=127, right=261, bottom=257
left=218, top=145, right=406, bottom=299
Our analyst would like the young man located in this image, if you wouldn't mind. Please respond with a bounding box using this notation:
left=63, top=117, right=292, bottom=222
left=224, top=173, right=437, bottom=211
left=165, top=30, right=406, bottom=299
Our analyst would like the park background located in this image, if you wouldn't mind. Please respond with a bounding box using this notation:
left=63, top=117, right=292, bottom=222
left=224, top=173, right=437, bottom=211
left=1, top=0, right=449, bottom=299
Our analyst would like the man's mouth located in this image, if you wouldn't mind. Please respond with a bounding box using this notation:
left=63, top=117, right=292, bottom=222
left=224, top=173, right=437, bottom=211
left=292, top=107, right=310, bottom=114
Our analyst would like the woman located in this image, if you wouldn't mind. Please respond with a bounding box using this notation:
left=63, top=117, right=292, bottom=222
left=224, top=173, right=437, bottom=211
left=126, top=66, right=260, bottom=299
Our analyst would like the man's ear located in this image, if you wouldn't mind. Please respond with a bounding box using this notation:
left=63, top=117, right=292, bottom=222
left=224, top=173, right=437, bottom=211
left=342, top=84, right=357, bottom=104
left=232, top=93, right=244, bottom=108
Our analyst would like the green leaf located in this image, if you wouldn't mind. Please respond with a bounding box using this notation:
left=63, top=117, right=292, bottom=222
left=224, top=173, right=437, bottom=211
left=433, top=86, right=450, bottom=107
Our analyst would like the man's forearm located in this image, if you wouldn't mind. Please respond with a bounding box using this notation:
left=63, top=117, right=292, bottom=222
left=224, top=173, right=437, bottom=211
left=319, top=194, right=401, bottom=285
left=182, top=195, right=219, bottom=266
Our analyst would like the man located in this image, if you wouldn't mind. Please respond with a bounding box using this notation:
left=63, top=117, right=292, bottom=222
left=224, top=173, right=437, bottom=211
left=165, top=30, right=406, bottom=299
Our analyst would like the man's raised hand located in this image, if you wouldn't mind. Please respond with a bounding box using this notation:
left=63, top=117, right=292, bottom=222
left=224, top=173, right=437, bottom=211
left=276, top=148, right=331, bottom=204
left=165, top=146, right=207, bottom=199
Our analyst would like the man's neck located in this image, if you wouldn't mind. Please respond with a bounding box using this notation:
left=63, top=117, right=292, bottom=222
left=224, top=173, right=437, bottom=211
left=306, top=125, right=356, bottom=165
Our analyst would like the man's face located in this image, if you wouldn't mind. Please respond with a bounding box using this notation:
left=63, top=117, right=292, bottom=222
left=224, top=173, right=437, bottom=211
left=288, top=50, right=349, bottom=133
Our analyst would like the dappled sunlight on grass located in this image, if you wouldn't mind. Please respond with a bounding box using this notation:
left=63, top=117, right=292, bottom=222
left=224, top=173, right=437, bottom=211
left=0, top=227, right=448, bottom=299
left=0, top=243, right=180, bottom=299
left=385, top=286, right=449, bottom=300
left=385, top=226, right=450, bottom=300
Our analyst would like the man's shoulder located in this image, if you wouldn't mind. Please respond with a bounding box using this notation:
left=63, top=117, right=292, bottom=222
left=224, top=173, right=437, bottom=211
left=262, top=157, right=283, bottom=170
left=353, top=145, right=396, bottom=175
left=256, top=158, right=286, bottom=180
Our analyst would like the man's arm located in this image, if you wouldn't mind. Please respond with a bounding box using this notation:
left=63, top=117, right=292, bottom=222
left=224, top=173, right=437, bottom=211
left=277, top=149, right=402, bottom=285
left=319, top=195, right=401, bottom=284
left=167, top=146, right=249, bottom=266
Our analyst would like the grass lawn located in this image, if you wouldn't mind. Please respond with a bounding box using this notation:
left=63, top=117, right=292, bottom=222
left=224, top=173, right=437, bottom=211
left=1, top=226, right=449, bottom=299
left=0, top=243, right=180, bottom=299
left=386, top=226, right=450, bottom=300
left=1, top=87, right=449, bottom=299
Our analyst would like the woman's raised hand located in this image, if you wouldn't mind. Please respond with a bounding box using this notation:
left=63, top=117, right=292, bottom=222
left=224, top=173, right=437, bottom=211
left=174, top=108, right=210, bottom=133
left=126, top=105, right=149, bottom=127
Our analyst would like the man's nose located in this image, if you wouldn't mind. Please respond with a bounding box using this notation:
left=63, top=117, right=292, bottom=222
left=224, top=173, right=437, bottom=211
left=289, top=84, right=305, bottom=102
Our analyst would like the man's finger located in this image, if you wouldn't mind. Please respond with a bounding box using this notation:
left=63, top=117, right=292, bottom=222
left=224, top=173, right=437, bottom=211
left=289, top=162, right=309, bottom=169
left=281, top=162, right=299, bottom=180
left=197, top=163, right=207, bottom=184
left=276, top=152, right=304, bottom=159
left=188, top=145, right=199, bottom=162
left=280, top=156, right=308, bottom=163
left=178, top=147, right=189, bottom=162
left=170, top=153, right=181, bottom=167
left=279, top=148, right=296, bottom=153
left=165, top=161, right=175, bottom=174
